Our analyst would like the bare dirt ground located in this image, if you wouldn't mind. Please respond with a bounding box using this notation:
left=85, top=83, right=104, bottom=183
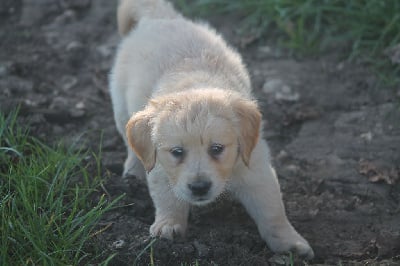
left=1, top=1, right=400, bottom=265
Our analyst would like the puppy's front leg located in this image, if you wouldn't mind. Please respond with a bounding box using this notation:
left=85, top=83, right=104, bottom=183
left=123, top=149, right=146, bottom=180
left=147, top=167, right=190, bottom=240
left=230, top=140, right=314, bottom=259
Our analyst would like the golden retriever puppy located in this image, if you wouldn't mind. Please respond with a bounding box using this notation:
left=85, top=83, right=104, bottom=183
left=110, top=0, right=314, bottom=259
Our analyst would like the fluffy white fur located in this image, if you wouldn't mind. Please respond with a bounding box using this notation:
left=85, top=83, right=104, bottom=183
left=109, top=0, right=314, bottom=259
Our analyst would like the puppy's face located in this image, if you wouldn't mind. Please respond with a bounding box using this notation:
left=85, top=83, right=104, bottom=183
left=155, top=113, right=239, bottom=205
left=126, top=89, right=261, bottom=205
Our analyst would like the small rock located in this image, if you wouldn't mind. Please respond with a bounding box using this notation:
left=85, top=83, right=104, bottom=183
left=308, top=209, right=319, bottom=218
left=276, top=150, right=289, bottom=161
left=262, top=79, right=300, bottom=102
left=75, top=101, right=85, bottom=110
left=61, top=76, right=78, bottom=91
left=256, top=46, right=275, bottom=59
left=66, top=41, right=83, bottom=52
left=0, top=63, right=9, bottom=77
left=111, top=239, right=126, bottom=249
left=50, top=96, right=69, bottom=110
left=262, top=79, right=285, bottom=94
left=53, top=9, right=76, bottom=25
left=268, top=254, right=289, bottom=265
left=97, top=45, right=113, bottom=58
left=23, top=99, right=38, bottom=108
left=336, top=62, right=345, bottom=71
left=360, top=132, right=373, bottom=142
left=285, top=164, right=300, bottom=174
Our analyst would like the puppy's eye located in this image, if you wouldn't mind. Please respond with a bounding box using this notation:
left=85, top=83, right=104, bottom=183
left=170, top=147, right=185, bottom=158
left=209, top=144, right=224, bottom=157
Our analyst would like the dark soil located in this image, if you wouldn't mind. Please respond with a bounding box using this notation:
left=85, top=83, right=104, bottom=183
left=1, top=1, right=400, bottom=265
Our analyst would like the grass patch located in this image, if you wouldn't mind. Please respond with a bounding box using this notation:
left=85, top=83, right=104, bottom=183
left=177, top=0, right=400, bottom=83
left=0, top=109, right=121, bottom=265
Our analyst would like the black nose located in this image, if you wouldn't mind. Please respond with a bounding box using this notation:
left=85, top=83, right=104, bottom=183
left=188, top=180, right=211, bottom=196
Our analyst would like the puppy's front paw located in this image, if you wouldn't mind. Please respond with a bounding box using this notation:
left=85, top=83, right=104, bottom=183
left=266, top=230, right=314, bottom=259
left=150, top=219, right=186, bottom=240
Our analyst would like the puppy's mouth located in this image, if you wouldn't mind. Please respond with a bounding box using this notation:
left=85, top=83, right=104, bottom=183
left=180, top=192, right=215, bottom=205
left=173, top=188, right=216, bottom=206
left=190, top=196, right=214, bottom=206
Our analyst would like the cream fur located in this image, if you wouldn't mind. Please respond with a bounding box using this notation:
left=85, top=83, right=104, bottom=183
left=110, top=0, right=314, bottom=259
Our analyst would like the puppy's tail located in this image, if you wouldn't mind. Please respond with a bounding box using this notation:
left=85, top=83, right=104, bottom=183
left=117, top=0, right=180, bottom=36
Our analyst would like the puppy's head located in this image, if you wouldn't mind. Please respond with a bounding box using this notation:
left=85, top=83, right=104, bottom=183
left=126, top=89, right=261, bottom=205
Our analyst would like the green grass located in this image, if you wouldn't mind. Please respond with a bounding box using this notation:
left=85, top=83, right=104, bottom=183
left=176, top=0, right=400, bottom=84
left=134, top=238, right=157, bottom=266
left=0, top=109, right=122, bottom=265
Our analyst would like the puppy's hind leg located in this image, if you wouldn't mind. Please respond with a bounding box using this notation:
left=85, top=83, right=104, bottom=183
left=147, top=168, right=190, bottom=240
left=230, top=139, right=314, bottom=259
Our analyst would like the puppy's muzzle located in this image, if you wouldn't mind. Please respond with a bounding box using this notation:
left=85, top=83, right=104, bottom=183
left=188, top=179, right=211, bottom=197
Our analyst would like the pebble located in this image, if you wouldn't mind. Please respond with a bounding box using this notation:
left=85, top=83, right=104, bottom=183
left=285, top=164, right=300, bottom=174
left=53, top=10, right=76, bottom=25
left=66, top=41, right=83, bottom=52
left=75, top=101, right=85, bottom=110
left=97, top=45, right=113, bottom=58
left=262, top=78, right=300, bottom=102
left=360, top=132, right=373, bottom=141
left=276, top=150, right=289, bottom=161
left=268, top=254, right=289, bottom=265
left=61, top=76, right=78, bottom=91
left=111, top=239, right=125, bottom=249
left=0, top=64, right=8, bottom=77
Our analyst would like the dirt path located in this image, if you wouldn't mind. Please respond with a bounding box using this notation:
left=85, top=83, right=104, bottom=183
left=1, top=1, right=399, bottom=265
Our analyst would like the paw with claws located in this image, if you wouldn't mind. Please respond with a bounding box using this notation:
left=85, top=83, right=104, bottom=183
left=150, top=218, right=186, bottom=240
left=265, top=226, right=314, bottom=259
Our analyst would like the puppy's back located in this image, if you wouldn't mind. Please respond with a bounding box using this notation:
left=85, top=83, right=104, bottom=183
left=112, top=0, right=252, bottom=107
left=117, top=0, right=180, bottom=36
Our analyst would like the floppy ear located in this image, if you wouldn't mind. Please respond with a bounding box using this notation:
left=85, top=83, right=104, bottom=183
left=126, top=109, right=156, bottom=172
left=233, top=99, right=262, bottom=167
